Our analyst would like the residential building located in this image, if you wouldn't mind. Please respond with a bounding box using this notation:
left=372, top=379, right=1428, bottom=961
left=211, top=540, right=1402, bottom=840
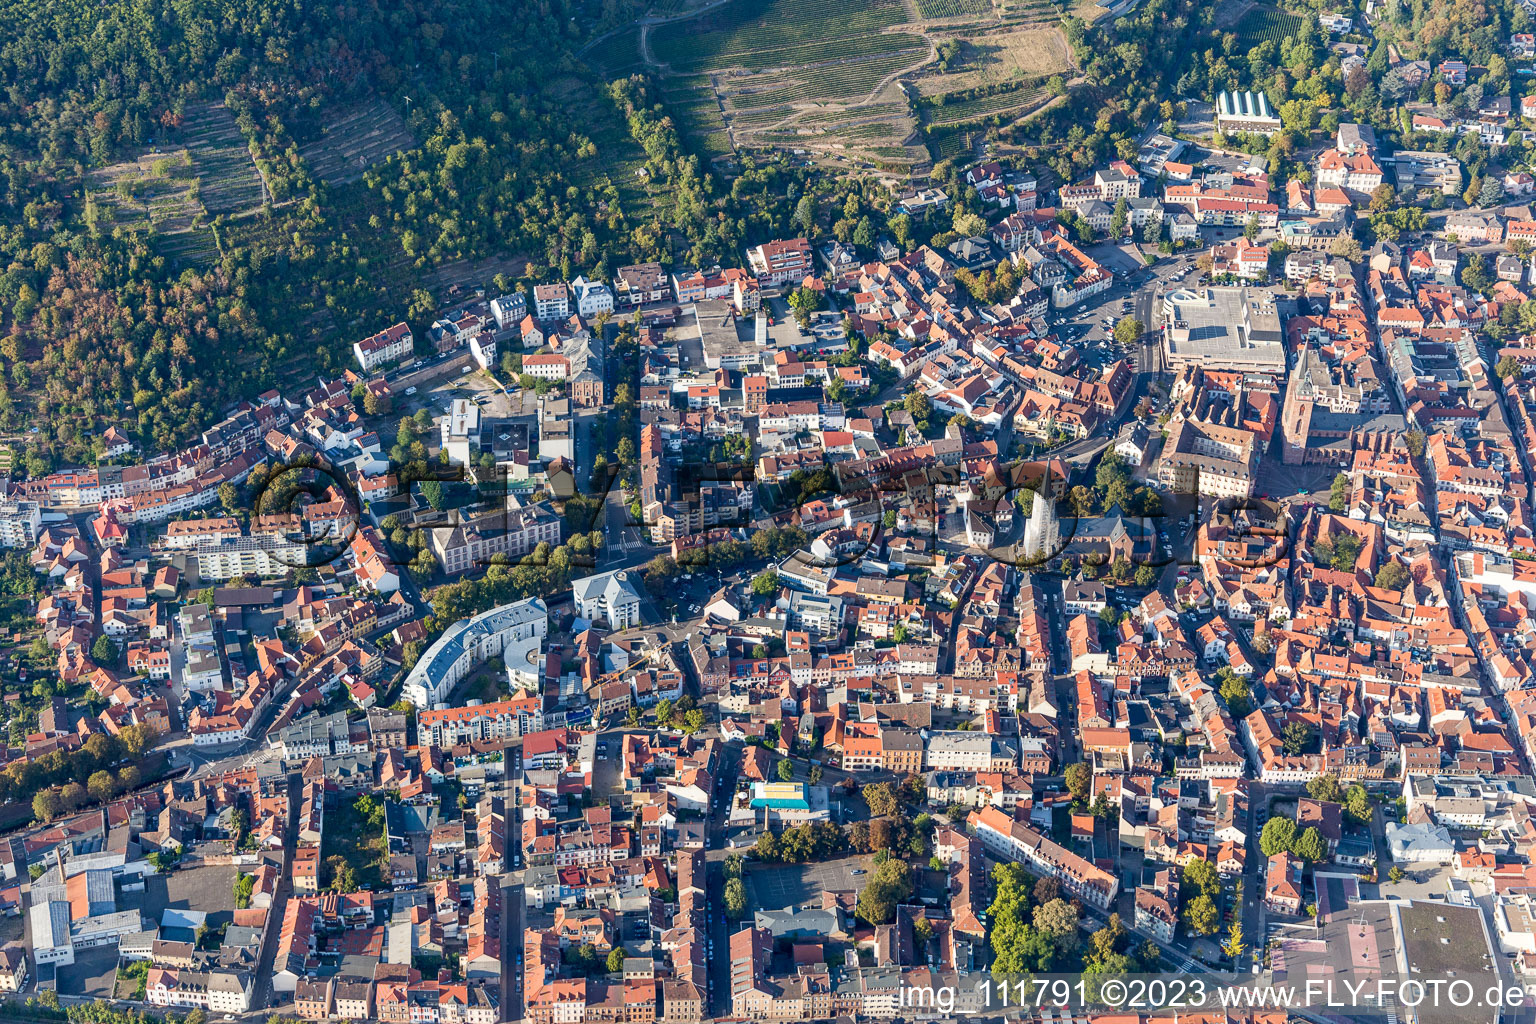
left=353, top=323, right=413, bottom=373
left=608, top=263, right=666, bottom=307
left=746, top=239, right=813, bottom=288
left=534, top=284, right=571, bottom=321
left=0, top=499, right=42, bottom=548
left=572, top=569, right=645, bottom=630
left=570, top=277, right=614, bottom=318
left=402, top=597, right=548, bottom=708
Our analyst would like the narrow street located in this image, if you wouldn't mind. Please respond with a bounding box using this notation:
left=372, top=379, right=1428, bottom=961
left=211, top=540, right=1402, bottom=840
left=702, top=742, right=742, bottom=1019
left=495, top=743, right=526, bottom=1022
left=1238, top=781, right=1264, bottom=976
left=501, top=877, right=524, bottom=1021
left=251, top=769, right=301, bottom=1013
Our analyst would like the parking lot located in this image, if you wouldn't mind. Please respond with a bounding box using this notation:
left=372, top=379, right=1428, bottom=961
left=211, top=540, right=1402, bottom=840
left=1175, top=101, right=1216, bottom=140
left=56, top=945, right=120, bottom=999
left=395, top=365, right=533, bottom=423
left=744, top=855, right=874, bottom=910
left=666, top=568, right=740, bottom=617
left=591, top=734, right=623, bottom=798
left=1084, top=241, right=1148, bottom=276
left=1380, top=861, right=1457, bottom=903
left=1050, top=290, right=1148, bottom=368
left=145, top=861, right=240, bottom=929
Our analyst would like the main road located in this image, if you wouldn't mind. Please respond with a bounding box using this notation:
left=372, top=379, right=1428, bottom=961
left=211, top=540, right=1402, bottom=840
left=702, top=740, right=744, bottom=1019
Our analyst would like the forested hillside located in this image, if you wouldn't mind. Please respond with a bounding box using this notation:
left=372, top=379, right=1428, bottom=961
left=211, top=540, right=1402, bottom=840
left=1365, top=0, right=1515, bottom=63
left=0, top=0, right=706, bottom=466
left=0, top=0, right=668, bottom=158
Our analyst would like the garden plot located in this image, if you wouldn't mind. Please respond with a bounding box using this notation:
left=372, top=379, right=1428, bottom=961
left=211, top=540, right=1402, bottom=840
left=300, top=97, right=419, bottom=186
left=1234, top=4, right=1307, bottom=47
left=649, top=0, right=921, bottom=74
left=914, top=26, right=1072, bottom=95
left=176, top=102, right=269, bottom=214
left=87, top=150, right=220, bottom=267
left=87, top=150, right=200, bottom=233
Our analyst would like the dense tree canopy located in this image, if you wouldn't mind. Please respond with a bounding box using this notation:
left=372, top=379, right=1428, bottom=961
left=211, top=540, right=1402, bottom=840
left=0, top=0, right=835, bottom=463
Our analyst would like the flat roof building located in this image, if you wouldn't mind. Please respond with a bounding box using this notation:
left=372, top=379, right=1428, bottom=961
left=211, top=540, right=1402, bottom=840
left=693, top=298, right=767, bottom=371
left=1161, top=287, right=1286, bottom=373
left=750, top=782, right=811, bottom=810
left=441, top=398, right=480, bottom=467
left=1391, top=900, right=1505, bottom=1024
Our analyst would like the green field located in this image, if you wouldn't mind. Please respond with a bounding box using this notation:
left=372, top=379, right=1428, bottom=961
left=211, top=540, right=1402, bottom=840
left=753, top=118, right=909, bottom=145
left=924, top=79, right=1045, bottom=125
left=916, top=0, right=994, bottom=17
left=545, top=76, right=660, bottom=206
left=651, top=0, right=921, bottom=72
left=664, top=75, right=733, bottom=156
left=693, top=131, right=736, bottom=158
left=670, top=95, right=727, bottom=121
left=1000, top=0, right=1062, bottom=24
left=1234, top=5, right=1307, bottom=47
left=299, top=97, right=417, bottom=186
left=586, top=25, right=646, bottom=77
left=818, top=120, right=907, bottom=140
left=924, top=124, right=981, bottom=159
left=644, top=0, right=945, bottom=167
left=802, top=50, right=927, bottom=97
left=154, top=224, right=220, bottom=269
left=176, top=102, right=268, bottom=214
left=725, top=50, right=926, bottom=109
left=664, top=78, right=720, bottom=103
